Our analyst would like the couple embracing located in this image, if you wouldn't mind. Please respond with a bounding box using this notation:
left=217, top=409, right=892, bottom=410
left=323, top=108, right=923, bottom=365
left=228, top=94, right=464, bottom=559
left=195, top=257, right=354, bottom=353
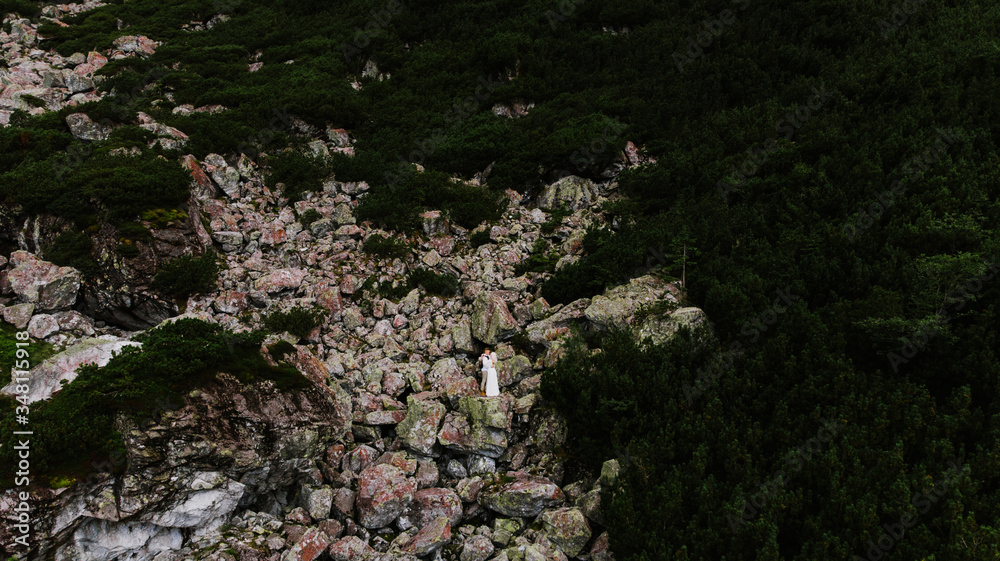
left=478, top=347, right=500, bottom=397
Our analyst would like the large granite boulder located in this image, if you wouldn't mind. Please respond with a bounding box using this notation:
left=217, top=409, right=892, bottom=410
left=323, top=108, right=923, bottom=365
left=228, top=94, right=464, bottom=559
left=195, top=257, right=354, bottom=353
left=471, top=292, right=518, bottom=345
left=537, top=175, right=598, bottom=211
left=539, top=507, right=592, bottom=557
left=398, top=488, right=463, bottom=530
left=6, top=251, right=82, bottom=311
left=479, top=474, right=565, bottom=518
left=396, top=394, right=446, bottom=456
left=356, top=463, right=416, bottom=529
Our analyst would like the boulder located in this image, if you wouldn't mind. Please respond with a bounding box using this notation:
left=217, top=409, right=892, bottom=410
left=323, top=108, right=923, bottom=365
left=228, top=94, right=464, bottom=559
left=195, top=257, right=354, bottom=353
left=1, top=337, right=141, bottom=403
left=1, top=302, right=34, bottom=329
left=479, top=475, right=565, bottom=518
left=396, top=395, right=446, bottom=456
left=461, top=534, right=495, bottom=561
left=401, top=515, right=451, bottom=556
left=6, top=251, right=82, bottom=311
left=470, top=292, right=518, bottom=345
left=299, top=485, right=334, bottom=521
left=538, top=175, right=598, bottom=211
left=584, top=275, right=676, bottom=331
left=26, top=313, right=59, bottom=339
left=356, top=463, right=416, bottom=529
left=65, top=113, right=111, bottom=141
left=451, top=319, right=475, bottom=354
left=426, top=357, right=462, bottom=391
left=437, top=396, right=513, bottom=458
left=254, top=268, right=307, bottom=293
left=327, top=536, right=373, bottom=561
left=539, top=507, right=592, bottom=557
left=398, top=488, right=463, bottom=530
left=636, top=306, right=709, bottom=346
left=204, top=153, right=242, bottom=198
left=282, top=527, right=331, bottom=561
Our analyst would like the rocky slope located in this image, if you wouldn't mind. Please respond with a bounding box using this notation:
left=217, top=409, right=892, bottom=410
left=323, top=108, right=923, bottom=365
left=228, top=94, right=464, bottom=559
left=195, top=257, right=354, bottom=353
left=0, top=5, right=705, bottom=561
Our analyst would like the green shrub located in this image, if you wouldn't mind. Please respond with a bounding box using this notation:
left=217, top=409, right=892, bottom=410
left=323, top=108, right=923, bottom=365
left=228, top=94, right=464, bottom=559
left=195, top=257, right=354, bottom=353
left=267, top=339, right=297, bottom=362
left=362, top=233, right=411, bottom=260
left=264, top=151, right=331, bottom=202
left=408, top=268, right=459, bottom=297
left=141, top=207, right=187, bottom=228
left=298, top=208, right=322, bottom=227
left=514, top=238, right=559, bottom=275
left=539, top=205, right=571, bottom=235
left=20, top=94, right=47, bottom=108
left=263, top=306, right=325, bottom=340
left=469, top=229, right=493, bottom=248
left=45, top=231, right=100, bottom=277
left=152, top=251, right=219, bottom=298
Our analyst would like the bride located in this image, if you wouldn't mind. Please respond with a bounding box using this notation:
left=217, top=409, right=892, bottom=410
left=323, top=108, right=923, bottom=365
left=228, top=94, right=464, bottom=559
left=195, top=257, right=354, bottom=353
left=479, top=348, right=500, bottom=397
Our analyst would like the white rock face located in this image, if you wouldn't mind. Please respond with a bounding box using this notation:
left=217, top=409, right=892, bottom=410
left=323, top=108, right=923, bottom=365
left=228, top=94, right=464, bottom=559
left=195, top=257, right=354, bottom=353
left=68, top=519, right=183, bottom=561
left=146, top=479, right=246, bottom=528
left=1, top=338, right=141, bottom=403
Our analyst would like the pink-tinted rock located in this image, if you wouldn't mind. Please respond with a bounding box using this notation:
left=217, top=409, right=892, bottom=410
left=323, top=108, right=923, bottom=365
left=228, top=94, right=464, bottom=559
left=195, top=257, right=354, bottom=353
left=6, top=251, right=81, bottom=311
left=478, top=474, right=565, bottom=517
left=342, top=444, right=378, bottom=473
left=364, top=409, right=406, bottom=425
left=26, top=313, right=58, bottom=339
left=396, top=395, right=446, bottom=456
left=540, top=507, right=592, bottom=557
left=398, top=488, right=463, bottom=530
left=315, top=284, right=343, bottom=320
left=283, top=527, right=331, bottom=561
left=455, top=477, right=485, bottom=503
left=356, top=463, right=416, bottom=529
left=113, top=35, right=158, bottom=56
left=401, top=515, right=451, bottom=556
left=293, top=345, right=329, bottom=385
left=213, top=291, right=247, bottom=314
left=327, top=536, right=373, bottom=561
left=254, top=268, right=306, bottom=293
left=1, top=302, right=34, bottom=329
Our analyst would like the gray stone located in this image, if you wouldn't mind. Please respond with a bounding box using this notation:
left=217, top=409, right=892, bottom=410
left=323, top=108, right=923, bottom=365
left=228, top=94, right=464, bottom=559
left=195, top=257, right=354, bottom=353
left=65, top=113, right=111, bottom=141
left=470, top=292, right=518, bottom=345
left=538, top=175, right=597, bottom=211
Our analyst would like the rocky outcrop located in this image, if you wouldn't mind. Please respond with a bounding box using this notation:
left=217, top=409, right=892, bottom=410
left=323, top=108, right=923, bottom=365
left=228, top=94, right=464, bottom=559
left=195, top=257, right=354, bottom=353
left=0, top=337, right=140, bottom=403
left=537, top=175, right=599, bottom=211
left=470, top=291, right=518, bottom=345
left=0, top=371, right=351, bottom=560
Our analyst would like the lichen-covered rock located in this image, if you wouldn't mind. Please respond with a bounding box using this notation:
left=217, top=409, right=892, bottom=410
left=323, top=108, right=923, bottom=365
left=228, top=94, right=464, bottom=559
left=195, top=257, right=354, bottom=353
left=539, top=507, right=592, bottom=557
left=356, top=463, right=416, bottom=529
left=328, top=535, right=374, bottom=561
left=396, top=394, right=446, bottom=456
left=636, top=306, right=709, bottom=346
left=499, top=354, right=532, bottom=387
left=1, top=302, right=34, bottom=329
left=451, top=319, right=475, bottom=354
left=461, top=534, right=495, bottom=561
left=538, top=175, right=598, bottom=211
left=204, top=153, right=243, bottom=198
left=254, top=268, right=307, bottom=293
left=438, top=396, right=513, bottom=458
left=590, top=531, right=614, bottom=561
left=282, top=526, right=331, bottom=561
left=601, top=459, right=620, bottom=488
left=26, top=313, right=59, bottom=339
left=470, top=292, right=518, bottom=345
left=583, top=275, right=676, bottom=331
left=1, top=337, right=141, bottom=403
left=479, top=475, right=565, bottom=518
left=65, top=112, right=111, bottom=141
left=300, top=485, right=334, bottom=521
left=398, top=488, right=463, bottom=530
left=6, top=251, right=82, bottom=311
left=401, top=515, right=451, bottom=556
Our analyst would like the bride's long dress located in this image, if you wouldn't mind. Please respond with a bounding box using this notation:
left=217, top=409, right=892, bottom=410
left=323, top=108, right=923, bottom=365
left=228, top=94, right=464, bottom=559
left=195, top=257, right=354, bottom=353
left=485, top=366, right=500, bottom=397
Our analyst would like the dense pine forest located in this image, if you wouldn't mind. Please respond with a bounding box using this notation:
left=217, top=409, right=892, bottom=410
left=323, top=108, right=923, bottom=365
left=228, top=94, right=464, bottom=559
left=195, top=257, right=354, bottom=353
left=2, top=0, right=1000, bottom=559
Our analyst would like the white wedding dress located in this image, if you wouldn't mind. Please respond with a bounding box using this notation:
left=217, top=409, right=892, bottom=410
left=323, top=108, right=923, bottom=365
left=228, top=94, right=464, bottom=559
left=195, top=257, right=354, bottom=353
left=482, top=355, right=500, bottom=397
